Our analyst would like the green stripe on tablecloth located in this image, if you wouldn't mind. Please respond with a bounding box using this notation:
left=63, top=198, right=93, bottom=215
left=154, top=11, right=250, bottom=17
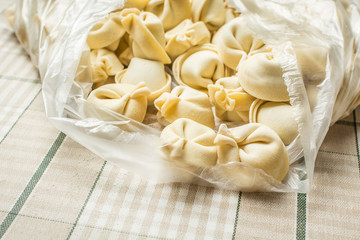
left=0, top=74, right=40, bottom=83
left=66, top=160, right=107, bottom=240
left=0, top=132, right=66, bottom=238
left=231, top=191, right=242, bottom=240
left=353, top=112, right=360, bottom=172
left=0, top=88, right=41, bottom=144
left=296, top=193, right=307, bottom=240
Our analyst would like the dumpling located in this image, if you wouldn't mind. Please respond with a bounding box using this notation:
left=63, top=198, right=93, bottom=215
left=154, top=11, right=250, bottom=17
left=249, top=100, right=298, bottom=145
left=145, top=0, right=191, bottom=31
left=212, top=17, right=266, bottom=70
left=154, top=86, right=215, bottom=128
left=165, top=19, right=211, bottom=60
left=295, top=46, right=328, bottom=83
left=173, top=44, right=227, bottom=94
left=208, top=76, right=255, bottom=122
left=214, top=123, right=289, bottom=182
left=115, top=33, right=134, bottom=66
left=90, top=49, right=124, bottom=84
left=237, top=51, right=290, bottom=102
left=191, top=0, right=226, bottom=31
left=160, top=118, right=218, bottom=169
left=87, top=82, right=150, bottom=122
left=120, top=8, right=171, bottom=64
left=115, top=57, right=171, bottom=104
left=124, top=0, right=151, bottom=10
left=87, top=12, right=125, bottom=49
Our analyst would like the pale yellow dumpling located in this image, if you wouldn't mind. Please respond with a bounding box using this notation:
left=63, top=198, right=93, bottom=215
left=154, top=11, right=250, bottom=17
left=87, top=12, right=125, bottom=50
left=120, top=8, right=171, bottom=64
left=155, top=86, right=215, bottom=128
left=214, top=123, right=289, bottom=182
left=87, top=82, right=150, bottom=122
left=212, top=16, right=266, bottom=70
left=191, top=0, right=226, bottom=31
left=173, top=44, right=227, bottom=93
left=90, top=49, right=124, bottom=85
left=165, top=19, right=211, bottom=60
left=145, top=0, right=192, bottom=31
left=249, top=100, right=298, bottom=145
left=237, top=51, right=290, bottom=102
left=208, top=76, right=256, bottom=122
left=160, top=118, right=218, bottom=169
left=115, top=57, right=171, bottom=104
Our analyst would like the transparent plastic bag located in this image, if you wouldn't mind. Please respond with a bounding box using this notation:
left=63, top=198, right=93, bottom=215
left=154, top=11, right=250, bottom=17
left=5, top=0, right=360, bottom=192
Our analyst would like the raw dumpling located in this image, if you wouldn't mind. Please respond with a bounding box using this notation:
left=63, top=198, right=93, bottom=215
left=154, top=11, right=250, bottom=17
left=249, top=100, right=298, bottom=145
left=237, top=51, right=290, bottom=102
left=115, top=57, right=171, bottom=104
left=208, top=76, right=255, bottom=122
left=165, top=19, right=211, bottom=60
left=87, top=12, right=125, bottom=49
left=173, top=44, right=227, bottom=93
left=154, top=86, right=215, bottom=128
left=191, top=0, right=226, bottom=31
left=87, top=82, right=150, bottom=122
left=124, top=0, right=151, bottom=10
left=212, top=17, right=266, bottom=70
left=90, top=49, right=124, bottom=84
left=145, top=0, right=192, bottom=31
left=160, top=118, right=218, bottom=169
left=120, top=8, right=171, bottom=64
left=214, top=123, right=289, bottom=182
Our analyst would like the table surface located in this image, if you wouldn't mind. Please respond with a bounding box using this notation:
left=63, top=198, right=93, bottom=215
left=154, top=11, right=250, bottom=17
left=0, top=1, right=360, bottom=240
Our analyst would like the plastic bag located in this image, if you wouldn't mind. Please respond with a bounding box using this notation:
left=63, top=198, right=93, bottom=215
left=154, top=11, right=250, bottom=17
left=4, top=0, right=360, bottom=192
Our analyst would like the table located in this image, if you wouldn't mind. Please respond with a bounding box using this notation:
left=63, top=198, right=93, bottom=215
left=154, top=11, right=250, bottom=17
left=0, top=1, right=359, bottom=239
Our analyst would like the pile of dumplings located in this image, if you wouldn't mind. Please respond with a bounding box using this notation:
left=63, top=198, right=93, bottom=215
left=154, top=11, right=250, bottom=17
left=86, top=0, right=302, bottom=186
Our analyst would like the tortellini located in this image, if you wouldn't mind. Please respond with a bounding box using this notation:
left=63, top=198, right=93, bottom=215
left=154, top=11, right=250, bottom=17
left=208, top=76, right=255, bottom=122
left=154, top=86, right=215, bottom=128
left=212, top=16, right=266, bottom=70
left=145, top=0, right=192, bottom=31
left=120, top=8, right=171, bottom=64
left=160, top=118, right=218, bottom=169
left=87, top=82, right=150, bottom=122
left=87, top=12, right=125, bottom=49
left=250, top=100, right=298, bottom=145
left=214, top=123, right=289, bottom=182
left=90, top=49, right=124, bottom=84
left=191, top=0, right=226, bottom=31
left=115, top=57, right=171, bottom=104
left=237, top=51, right=290, bottom=102
left=165, top=19, right=211, bottom=60
left=173, top=44, right=227, bottom=93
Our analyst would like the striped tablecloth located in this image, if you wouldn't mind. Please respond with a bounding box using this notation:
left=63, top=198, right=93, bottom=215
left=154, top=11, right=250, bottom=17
left=0, top=1, right=359, bottom=239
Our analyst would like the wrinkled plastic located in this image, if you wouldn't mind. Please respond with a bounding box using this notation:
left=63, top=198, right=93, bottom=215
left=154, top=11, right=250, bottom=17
left=5, top=0, right=360, bottom=192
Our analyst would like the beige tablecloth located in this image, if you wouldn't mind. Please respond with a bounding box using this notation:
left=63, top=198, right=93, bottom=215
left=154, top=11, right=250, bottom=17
left=0, top=1, right=359, bottom=239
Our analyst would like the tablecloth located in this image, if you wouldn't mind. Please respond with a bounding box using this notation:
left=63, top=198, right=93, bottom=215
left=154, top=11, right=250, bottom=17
left=0, top=1, right=359, bottom=239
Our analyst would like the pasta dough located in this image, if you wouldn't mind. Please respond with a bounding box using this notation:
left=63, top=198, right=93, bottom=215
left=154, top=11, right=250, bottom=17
left=165, top=19, right=211, bottom=60
left=87, top=12, right=125, bottom=49
left=115, top=57, right=171, bottom=104
left=155, top=86, right=215, bottom=128
left=160, top=118, right=218, bottom=169
left=173, top=44, right=227, bottom=93
left=120, top=8, right=171, bottom=64
left=208, top=76, right=255, bottom=122
left=87, top=82, right=150, bottom=122
left=90, top=49, right=124, bottom=84
left=124, top=0, right=151, bottom=10
left=115, top=33, right=134, bottom=66
left=249, top=100, right=298, bottom=145
left=212, top=17, right=266, bottom=70
left=214, top=123, right=289, bottom=182
left=145, top=0, right=192, bottom=31
left=191, top=0, right=226, bottom=31
left=237, top=51, right=290, bottom=102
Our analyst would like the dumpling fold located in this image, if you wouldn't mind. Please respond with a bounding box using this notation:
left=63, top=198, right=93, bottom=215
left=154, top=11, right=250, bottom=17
left=90, top=49, right=124, bottom=84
